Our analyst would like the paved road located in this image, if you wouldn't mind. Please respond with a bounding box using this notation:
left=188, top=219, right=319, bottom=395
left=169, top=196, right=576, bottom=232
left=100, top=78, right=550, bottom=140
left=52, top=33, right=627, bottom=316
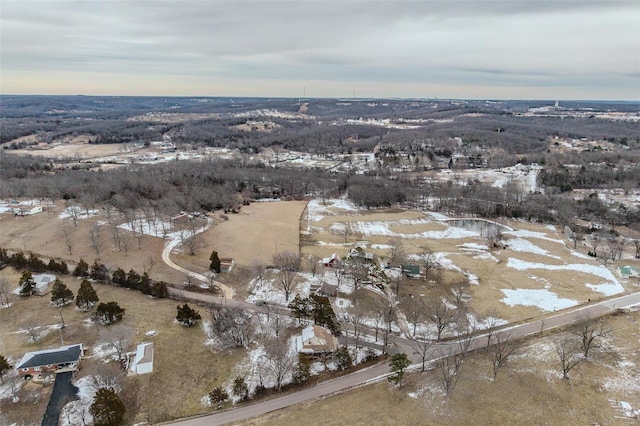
left=168, top=291, right=640, bottom=426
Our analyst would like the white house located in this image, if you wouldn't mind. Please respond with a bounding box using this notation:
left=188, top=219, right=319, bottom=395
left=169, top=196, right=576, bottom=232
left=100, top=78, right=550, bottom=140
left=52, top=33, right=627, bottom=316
left=294, top=325, right=339, bottom=354
left=129, top=342, right=154, bottom=375
left=13, top=206, right=43, bottom=216
left=32, top=274, right=56, bottom=295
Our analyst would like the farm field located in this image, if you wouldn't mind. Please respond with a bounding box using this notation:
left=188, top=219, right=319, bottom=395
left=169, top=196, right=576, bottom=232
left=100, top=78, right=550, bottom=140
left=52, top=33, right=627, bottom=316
left=302, top=198, right=636, bottom=326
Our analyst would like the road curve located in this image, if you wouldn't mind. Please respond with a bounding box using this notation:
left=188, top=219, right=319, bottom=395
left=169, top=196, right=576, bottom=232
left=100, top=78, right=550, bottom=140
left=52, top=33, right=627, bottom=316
left=167, top=291, right=640, bottom=426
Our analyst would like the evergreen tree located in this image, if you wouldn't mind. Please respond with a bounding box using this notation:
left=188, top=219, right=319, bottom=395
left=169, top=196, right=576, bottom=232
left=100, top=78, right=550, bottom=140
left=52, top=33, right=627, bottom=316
left=176, top=303, right=201, bottom=327
left=125, top=269, right=141, bottom=290
left=111, top=268, right=126, bottom=286
left=18, top=271, right=35, bottom=296
left=293, top=354, right=311, bottom=384
left=89, top=387, right=125, bottom=426
left=150, top=281, right=168, bottom=298
left=138, top=272, right=151, bottom=294
left=0, top=355, right=10, bottom=383
left=209, top=250, right=221, bottom=273
left=76, top=280, right=99, bottom=311
left=97, top=302, right=125, bottom=324
left=51, top=279, right=74, bottom=306
left=74, top=258, right=90, bottom=277
left=90, top=260, right=109, bottom=282
left=388, top=353, right=411, bottom=387
left=208, top=386, right=228, bottom=408
left=333, top=347, right=353, bottom=370
left=231, top=376, right=249, bottom=401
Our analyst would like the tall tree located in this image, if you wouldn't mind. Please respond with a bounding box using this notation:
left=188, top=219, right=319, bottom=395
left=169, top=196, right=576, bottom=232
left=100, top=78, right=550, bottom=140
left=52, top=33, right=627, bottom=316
left=50, top=279, right=74, bottom=306
left=90, top=388, right=126, bottom=426
left=388, top=353, right=411, bottom=387
left=0, top=355, right=10, bottom=383
left=272, top=251, right=301, bottom=302
left=571, top=316, right=609, bottom=358
left=555, top=335, right=584, bottom=380
left=176, top=303, right=202, bottom=327
left=96, top=302, right=125, bottom=324
left=489, top=332, right=520, bottom=380
left=209, top=250, right=221, bottom=273
left=76, top=280, right=99, bottom=311
left=263, top=337, right=295, bottom=391
left=74, top=258, right=90, bottom=277
left=18, top=271, right=35, bottom=296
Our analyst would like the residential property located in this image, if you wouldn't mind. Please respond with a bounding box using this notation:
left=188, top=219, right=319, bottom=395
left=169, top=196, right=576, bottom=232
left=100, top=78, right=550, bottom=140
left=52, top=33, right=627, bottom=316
left=16, top=344, right=84, bottom=380
left=294, top=325, right=339, bottom=354
left=401, top=264, right=421, bottom=279
left=618, top=265, right=640, bottom=279
left=129, top=342, right=154, bottom=375
left=348, top=247, right=374, bottom=261
left=13, top=206, right=44, bottom=216
left=220, top=258, right=235, bottom=273
left=32, top=273, right=56, bottom=295
left=321, top=253, right=341, bottom=269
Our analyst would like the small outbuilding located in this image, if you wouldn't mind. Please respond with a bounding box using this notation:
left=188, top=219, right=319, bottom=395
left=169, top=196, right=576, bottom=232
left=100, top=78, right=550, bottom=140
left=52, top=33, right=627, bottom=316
left=401, top=264, right=421, bottom=279
left=32, top=273, right=56, bottom=295
left=618, top=265, right=640, bottom=279
left=129, top=342, right=154, bottom=375
left=321, top=253, right=341, bottom=269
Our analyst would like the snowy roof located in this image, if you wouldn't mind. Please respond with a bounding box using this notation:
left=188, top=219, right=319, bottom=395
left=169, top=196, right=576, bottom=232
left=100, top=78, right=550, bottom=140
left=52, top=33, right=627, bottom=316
left=132, top=342, right=154, bottom=366
left=33, top=274, right=56, bottom=290
left=296, top=325, right=338, bottom=353
left=17, top=344, right=83, bottom=370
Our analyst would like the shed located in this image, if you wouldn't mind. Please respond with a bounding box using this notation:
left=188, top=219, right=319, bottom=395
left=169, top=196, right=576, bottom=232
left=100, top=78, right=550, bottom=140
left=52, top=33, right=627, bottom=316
left=129, top=342, right=154, bottom=375
left=618, top=265, right=640, bottom=279
left=401, top=264, right=421, bottom=279
left=33, top=273, right=56, bottom=295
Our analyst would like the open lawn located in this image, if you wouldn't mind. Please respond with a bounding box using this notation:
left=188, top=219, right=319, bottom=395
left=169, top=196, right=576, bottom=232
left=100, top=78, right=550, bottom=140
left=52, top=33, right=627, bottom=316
left=0, top=268, right=244, bottom=425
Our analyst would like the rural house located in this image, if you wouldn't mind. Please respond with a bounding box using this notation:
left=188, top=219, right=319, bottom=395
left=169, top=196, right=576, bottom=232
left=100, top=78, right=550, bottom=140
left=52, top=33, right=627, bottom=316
left=321, top=253, right=341, bottom=268
left=294, top=325, right=339, bottom=354
left=13, top=205, right=43, bottom=216
left=16, top=344, right=84, bottom=380
left=129, top=342, right=154, bottom=375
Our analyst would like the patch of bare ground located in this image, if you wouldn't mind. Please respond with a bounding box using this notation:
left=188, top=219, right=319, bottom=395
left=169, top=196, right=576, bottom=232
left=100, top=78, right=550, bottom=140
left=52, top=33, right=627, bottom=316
left=241, top=311, right=640, bottom=426
left=0, top=269, right=244, bottom=424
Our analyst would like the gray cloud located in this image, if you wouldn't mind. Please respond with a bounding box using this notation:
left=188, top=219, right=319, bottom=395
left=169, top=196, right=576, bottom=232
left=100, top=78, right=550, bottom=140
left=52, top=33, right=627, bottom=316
left=1, top=0, right=638, bottom=99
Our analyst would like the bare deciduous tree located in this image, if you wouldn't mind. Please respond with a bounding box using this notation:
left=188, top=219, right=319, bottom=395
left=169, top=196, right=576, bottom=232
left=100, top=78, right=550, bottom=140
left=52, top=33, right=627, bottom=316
left=102, top=325, right=133, bottom=369
left=0, top=277, right=11, bottom=307
left=489, top=331, right=520, bottom=380
left=61, top=225, right=74, bottom=256
left=571, top=316, right=610, bottom=358
left=262, top=337, right=295, bottom=391
left=555, top=335, right=584, bottom=380
left=409, top=333, right=434, bottom=372
left=388, top=237, right=406, bottom=267
left=436, top=349, right=464, bottom=397
left=209, top=304, right=255, bottom=349
left=88, top=224, right=104, bottom=256
left=401, top=296, right=426, bottom=337
left=427, top=300, right=456, bottom=341
left=272, top=251, right=301, bottom=302
left=91, top=363, right=123, bottom=392
left=420, top=247, right=440, bottom=282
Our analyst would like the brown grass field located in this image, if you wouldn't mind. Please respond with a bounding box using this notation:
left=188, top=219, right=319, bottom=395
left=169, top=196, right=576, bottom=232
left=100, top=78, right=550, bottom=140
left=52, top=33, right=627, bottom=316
left=2, top=198, right=639, bottom=425
left=0, top=268, right=244, bottom=425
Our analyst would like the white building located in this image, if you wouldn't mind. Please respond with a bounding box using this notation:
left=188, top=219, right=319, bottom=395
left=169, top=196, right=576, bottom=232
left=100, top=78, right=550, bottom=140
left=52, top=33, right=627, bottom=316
left=129, top=343, right=154, bottom=375
left=32, top=274, right=56, bottom=295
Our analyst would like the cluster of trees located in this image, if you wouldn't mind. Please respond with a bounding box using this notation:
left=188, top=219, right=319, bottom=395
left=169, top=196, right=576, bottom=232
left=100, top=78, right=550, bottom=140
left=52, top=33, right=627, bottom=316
left=0, top=248, right=69, bottom=275
left=73, top=258, right=169, bottom=299
left=288, top=294, right=341, bottom=335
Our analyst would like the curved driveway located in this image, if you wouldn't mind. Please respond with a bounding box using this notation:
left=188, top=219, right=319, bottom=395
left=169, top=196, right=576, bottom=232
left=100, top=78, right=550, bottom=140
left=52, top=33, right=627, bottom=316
left=162, top=237, right=234, bottom=299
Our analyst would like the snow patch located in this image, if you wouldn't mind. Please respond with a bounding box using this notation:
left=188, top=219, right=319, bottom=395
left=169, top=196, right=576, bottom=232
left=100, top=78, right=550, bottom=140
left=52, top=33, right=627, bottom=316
left=506, top=258, right=621, bottom=283
left=586, top=282, right=625, bottom=296
left=501, top=288, right=578, bottom=311
left=59, top=376, right=95, bottom=426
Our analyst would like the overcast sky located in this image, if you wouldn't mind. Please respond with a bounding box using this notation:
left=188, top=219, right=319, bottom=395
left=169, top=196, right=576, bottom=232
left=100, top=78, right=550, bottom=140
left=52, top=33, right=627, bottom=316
left=1, top=0, right=639, bottom=100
